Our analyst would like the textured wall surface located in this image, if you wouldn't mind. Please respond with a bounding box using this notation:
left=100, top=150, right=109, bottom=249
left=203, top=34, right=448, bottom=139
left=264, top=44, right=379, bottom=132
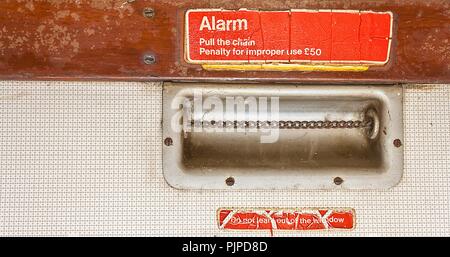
left=0, top=81, right=448, bottom=236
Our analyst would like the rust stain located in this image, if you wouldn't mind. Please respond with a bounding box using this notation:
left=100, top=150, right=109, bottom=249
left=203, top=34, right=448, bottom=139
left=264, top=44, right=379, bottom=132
left=408, top=84, right=441, bottom=91
left=0, top=91, right=30, bottom=101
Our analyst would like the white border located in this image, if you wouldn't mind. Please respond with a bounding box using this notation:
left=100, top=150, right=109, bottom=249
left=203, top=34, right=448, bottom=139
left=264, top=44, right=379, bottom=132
left=184, top=9, right=393, bottom=65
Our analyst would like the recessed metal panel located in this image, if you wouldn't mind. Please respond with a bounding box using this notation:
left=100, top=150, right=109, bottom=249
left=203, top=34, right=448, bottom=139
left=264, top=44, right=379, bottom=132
left=163, top=83, right=403, bottom=189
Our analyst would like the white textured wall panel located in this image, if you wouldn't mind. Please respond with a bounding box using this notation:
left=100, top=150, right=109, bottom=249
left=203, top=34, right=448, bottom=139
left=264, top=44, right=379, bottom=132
left=0, top=81, right=448, bottom=236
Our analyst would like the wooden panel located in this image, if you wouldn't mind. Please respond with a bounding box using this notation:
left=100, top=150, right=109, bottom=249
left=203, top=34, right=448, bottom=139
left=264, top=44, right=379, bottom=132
left=0, top=0, right=448, bottom=83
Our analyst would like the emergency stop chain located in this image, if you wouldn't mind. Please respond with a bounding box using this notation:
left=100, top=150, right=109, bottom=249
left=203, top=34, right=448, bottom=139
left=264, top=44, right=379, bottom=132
left=189, top=119, right=373, bottom=130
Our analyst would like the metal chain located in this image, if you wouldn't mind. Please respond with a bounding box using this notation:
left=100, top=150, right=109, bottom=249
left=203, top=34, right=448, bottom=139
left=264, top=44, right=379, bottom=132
left=189, top=119, right=373, bottom=129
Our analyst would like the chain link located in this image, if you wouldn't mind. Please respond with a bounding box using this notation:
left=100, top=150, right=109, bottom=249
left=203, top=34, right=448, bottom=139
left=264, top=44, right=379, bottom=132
left=190, top=119, right=373, bottom=129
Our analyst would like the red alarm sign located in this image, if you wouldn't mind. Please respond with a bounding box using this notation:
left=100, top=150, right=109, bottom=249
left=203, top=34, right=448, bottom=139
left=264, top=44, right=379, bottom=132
left=186, top=9, right=393, bottom=65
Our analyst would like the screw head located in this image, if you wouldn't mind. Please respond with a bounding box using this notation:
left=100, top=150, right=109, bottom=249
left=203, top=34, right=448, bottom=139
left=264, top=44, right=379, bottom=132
left=143, top=54, right=156, bottom=65
left=225, top=177, right=235, bottom=186
left=143, top=8, right=155, bottom=18
left=164, top=137, right=173, bottom=146
left=334, top=177, right=344, bottom=185
left=393, top=139, right=402, bottom=148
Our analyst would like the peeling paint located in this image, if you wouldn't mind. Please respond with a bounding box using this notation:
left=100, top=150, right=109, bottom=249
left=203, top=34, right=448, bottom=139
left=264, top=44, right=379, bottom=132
left=84, top=28, right=95, bottom=36
left=71, top=40, right=80, bottom=53
left=55, top=10, right=71, bottom=20
left=24, top=1, right=34, bottom=11
left=71, top=13, right=80, bottom=21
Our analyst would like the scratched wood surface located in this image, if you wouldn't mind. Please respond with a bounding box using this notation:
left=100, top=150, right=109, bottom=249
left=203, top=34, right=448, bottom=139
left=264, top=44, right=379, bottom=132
left=0, top=0, right=448, bottom=83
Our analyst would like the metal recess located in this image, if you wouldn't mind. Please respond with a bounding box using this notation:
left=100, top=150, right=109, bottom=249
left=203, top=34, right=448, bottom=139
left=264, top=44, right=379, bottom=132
left=163, top=83, right=403, bottom=190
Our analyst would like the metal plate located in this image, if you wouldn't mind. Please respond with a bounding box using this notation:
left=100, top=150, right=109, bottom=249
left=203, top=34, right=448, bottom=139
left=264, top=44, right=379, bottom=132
left=163, top=83, right=404, bottom=189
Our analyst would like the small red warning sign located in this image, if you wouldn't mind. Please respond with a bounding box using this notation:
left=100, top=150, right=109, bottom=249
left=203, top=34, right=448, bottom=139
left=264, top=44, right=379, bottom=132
left=218, top=208, right=355, bottom=231
left=186, top=9, right=393, bottom=65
